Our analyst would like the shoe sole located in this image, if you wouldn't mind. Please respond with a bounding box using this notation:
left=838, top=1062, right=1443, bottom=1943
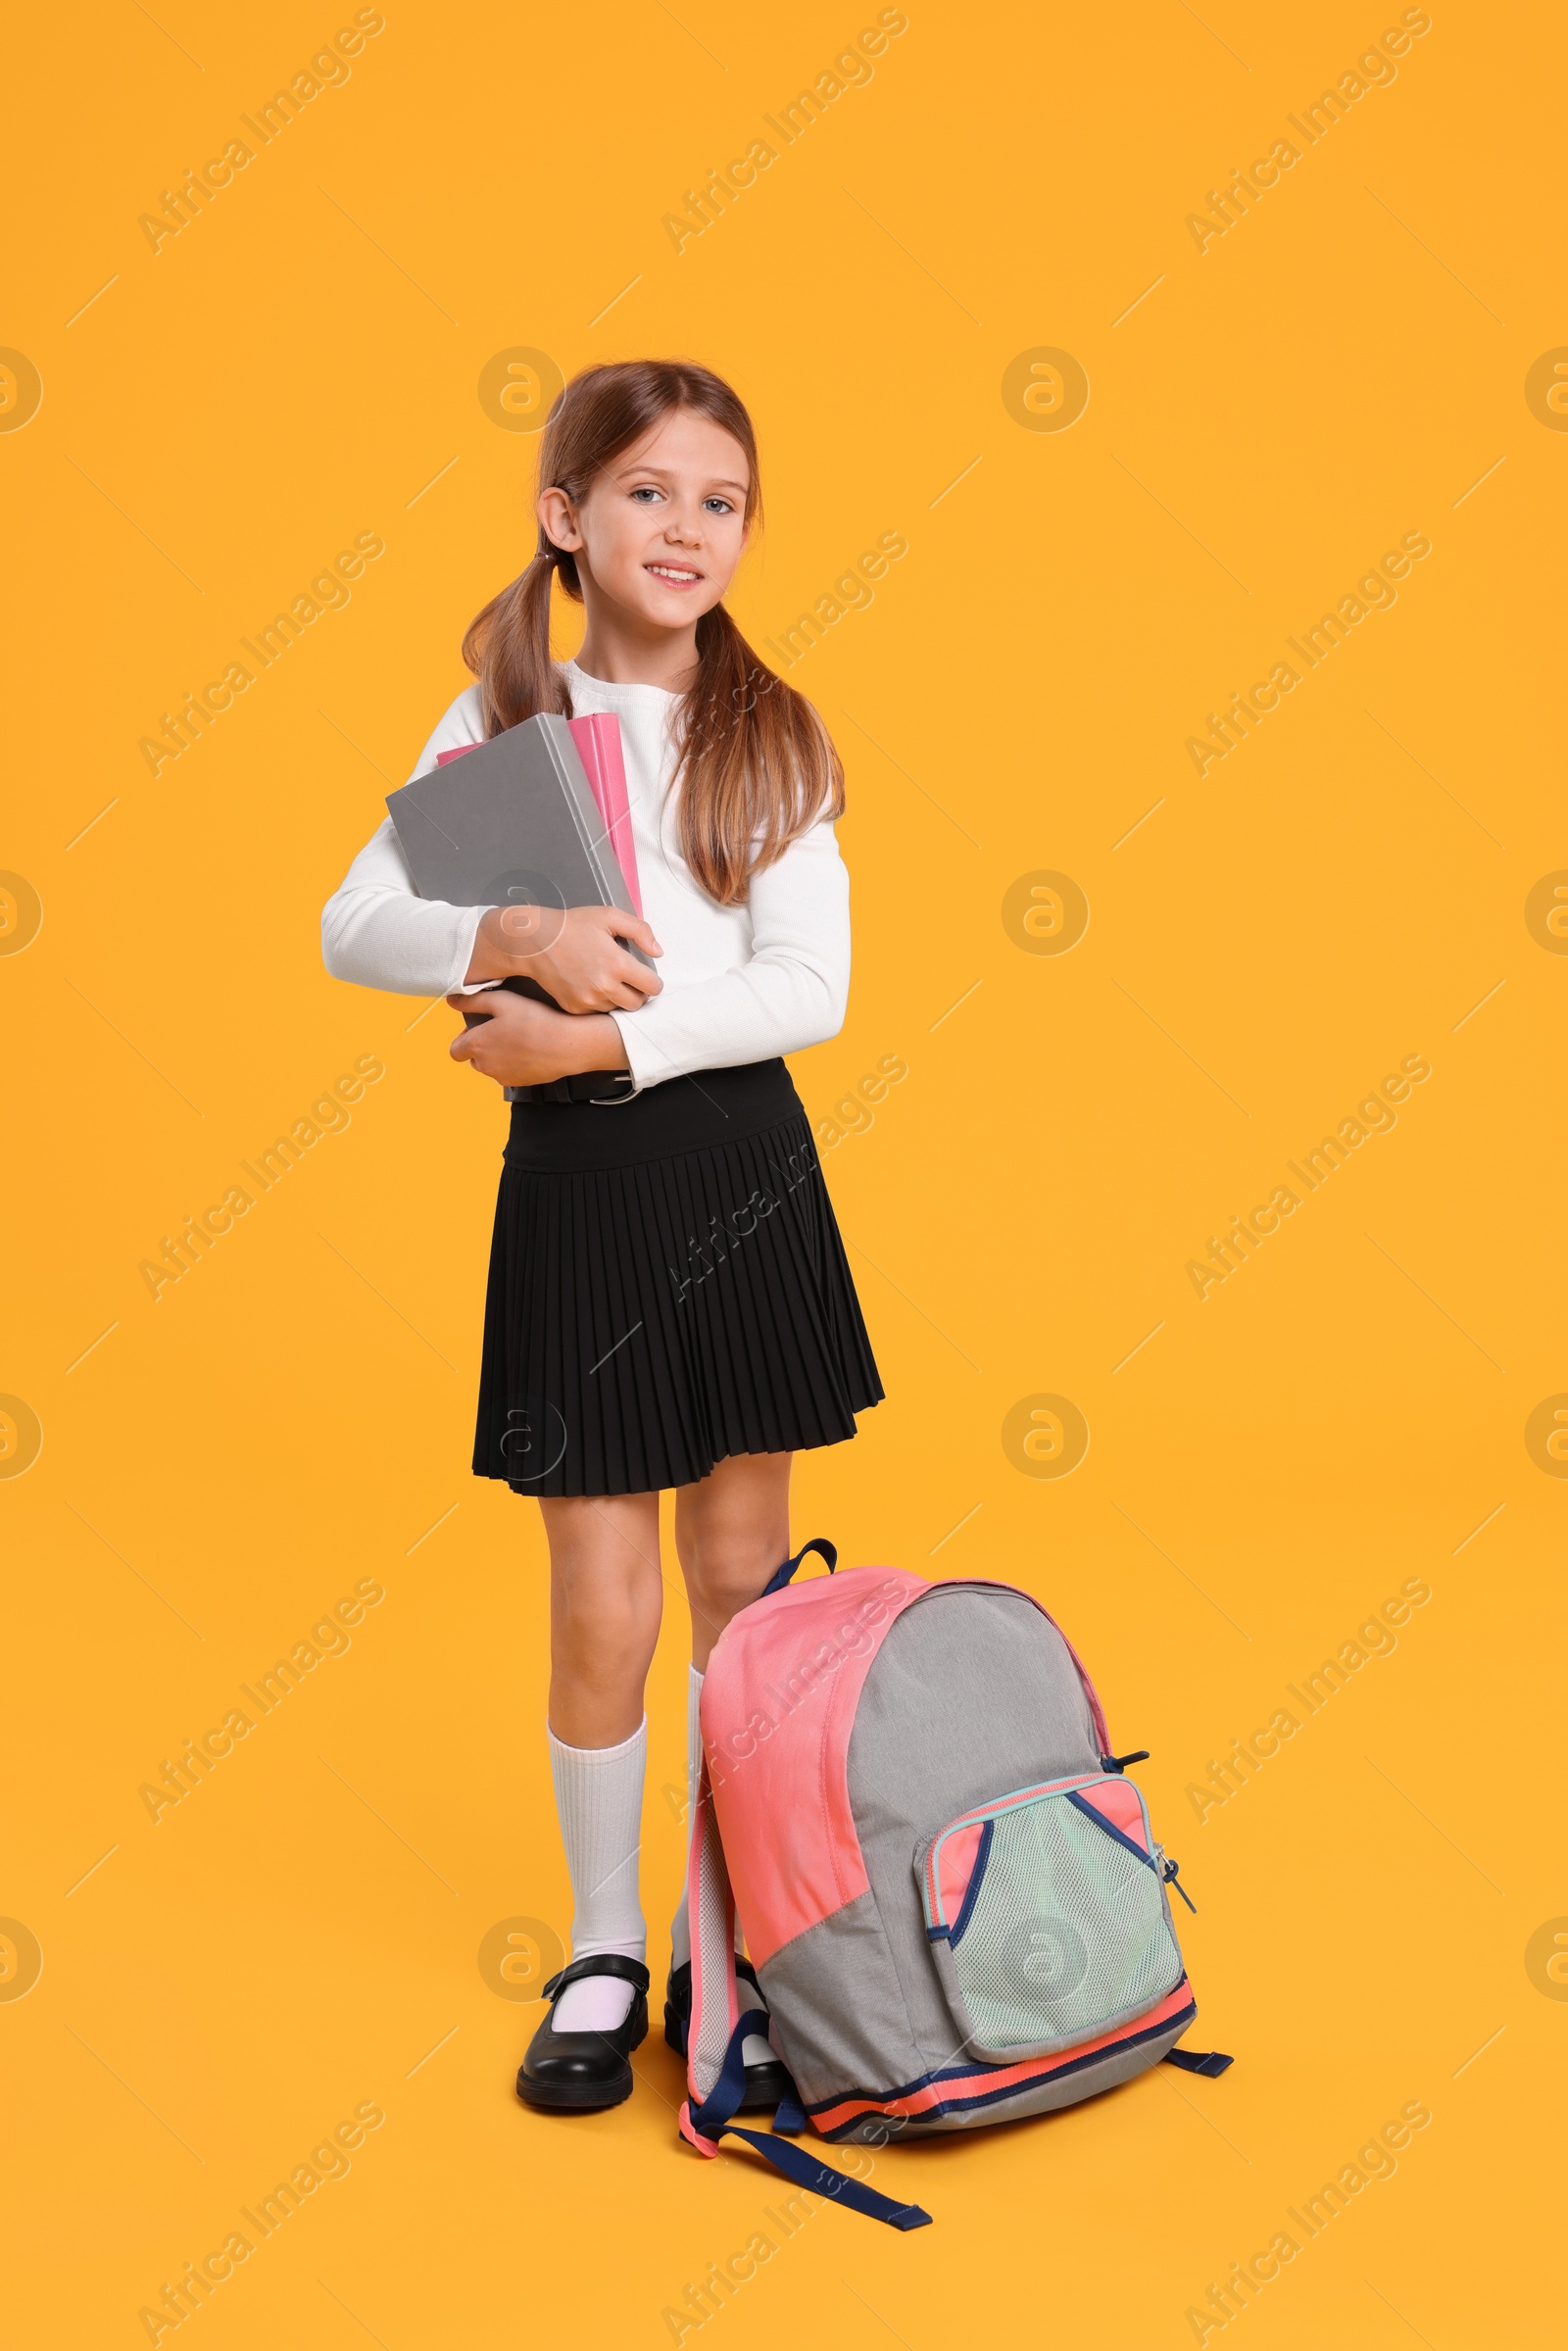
left=515, top=2067, right=635, bottom=2112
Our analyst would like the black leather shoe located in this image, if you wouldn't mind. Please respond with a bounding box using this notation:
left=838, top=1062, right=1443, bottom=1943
left=516, top=1954, right=650, bottom=2112
left=663, top=1958, right=793, bottom=2111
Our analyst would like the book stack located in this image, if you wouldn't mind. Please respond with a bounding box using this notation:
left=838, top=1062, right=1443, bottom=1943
left=386, top=710, right=648, bottom=1095
left=390, top=710, right=643, bottom=937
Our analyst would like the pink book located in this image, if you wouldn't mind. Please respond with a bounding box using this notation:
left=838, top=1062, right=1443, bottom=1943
left=565, top=712, right=642, bottom=917
left=436, top=712, right=642, bottom=915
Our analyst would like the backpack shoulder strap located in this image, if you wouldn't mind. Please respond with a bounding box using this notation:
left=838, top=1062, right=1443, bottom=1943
left=677, top=1742, right=932, bottom=2231
left=678, top=1739, right=742, bottom=2133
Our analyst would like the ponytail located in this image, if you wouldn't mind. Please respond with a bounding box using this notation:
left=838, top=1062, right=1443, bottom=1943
left=676, top=601, right=843, bottom=905
left=461, top=359, right=844, bottom=908
left=461, top=542, right=572, bottom=742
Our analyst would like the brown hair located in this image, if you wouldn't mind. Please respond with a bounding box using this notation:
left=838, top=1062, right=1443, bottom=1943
left=461, top=359, right=844, bottom=906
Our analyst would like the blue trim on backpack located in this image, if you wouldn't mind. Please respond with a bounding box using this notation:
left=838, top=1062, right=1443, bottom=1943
left=808, top=1998, right=1200, bottom=2135
left=1065, top=1787, right=1199, bottom=1912
left=1064, top=1787, right=1160, bottom=1872
left=760, top=1537, right=839, bottom=1598
left=946, top=1818, right=994, bottom=1948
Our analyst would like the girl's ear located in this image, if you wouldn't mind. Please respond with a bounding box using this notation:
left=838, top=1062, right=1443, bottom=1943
left=537, top=486, right=582, bottom=551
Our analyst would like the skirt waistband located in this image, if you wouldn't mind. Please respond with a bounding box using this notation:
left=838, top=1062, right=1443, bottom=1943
left=502, top=1056, right=805, bottom=1174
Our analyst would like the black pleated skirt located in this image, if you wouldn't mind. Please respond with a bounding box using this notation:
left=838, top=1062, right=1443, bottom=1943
left=471, top=1058, right=884, bottom=1497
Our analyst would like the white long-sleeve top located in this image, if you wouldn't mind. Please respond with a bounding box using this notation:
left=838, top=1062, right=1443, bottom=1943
left=320, top=661, right=851, bottom=1096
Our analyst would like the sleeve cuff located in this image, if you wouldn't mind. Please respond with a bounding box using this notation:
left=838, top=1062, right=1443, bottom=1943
left=445, top=905, right=488, bottom=996
left=606, top=1009, right=655, bottom=1097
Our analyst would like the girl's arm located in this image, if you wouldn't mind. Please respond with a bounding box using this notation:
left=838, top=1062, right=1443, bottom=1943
left=321, top=688, right=661, bottom=1008
left=320, top=687, right=488, bottom=996
left=605, top=815, right=851, bottom=1095
left=321, top=814, right=488, bottom=996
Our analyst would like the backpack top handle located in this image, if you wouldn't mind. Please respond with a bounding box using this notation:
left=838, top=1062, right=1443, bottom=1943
left=759, top=1537, right=839, bottom=1598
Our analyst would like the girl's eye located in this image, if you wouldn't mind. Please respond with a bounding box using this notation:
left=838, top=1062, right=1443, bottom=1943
left=703, top=497, right=734, bottom=515
left=628, top=485, right=664, bottom=505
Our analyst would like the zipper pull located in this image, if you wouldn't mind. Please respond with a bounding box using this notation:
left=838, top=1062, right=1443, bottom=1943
left=1101, top=1749, right=1151, bottom=1773
left=1154, top=1846, right=1198, bottom=1913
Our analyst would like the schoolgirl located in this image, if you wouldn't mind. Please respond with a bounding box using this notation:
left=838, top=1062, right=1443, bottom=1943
left=321, top=360, right=882, bottom=2111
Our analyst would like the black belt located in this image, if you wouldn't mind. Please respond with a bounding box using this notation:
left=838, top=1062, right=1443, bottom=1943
left=506, top=1071, right=638, bottom=1105
left=503, top=1057, right=800, bottom=1172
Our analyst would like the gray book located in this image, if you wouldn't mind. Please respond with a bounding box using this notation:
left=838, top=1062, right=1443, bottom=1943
left=385, top=713, right=651, bottom=969
left=386, top=713, right=653, bottom=1097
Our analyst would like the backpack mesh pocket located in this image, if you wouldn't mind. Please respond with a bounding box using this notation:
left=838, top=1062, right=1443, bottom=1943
left=918, top=1779, right=1185, bottom=2060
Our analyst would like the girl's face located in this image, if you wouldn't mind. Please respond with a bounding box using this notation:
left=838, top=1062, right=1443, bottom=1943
left=539, top=408, right=752, bottom=634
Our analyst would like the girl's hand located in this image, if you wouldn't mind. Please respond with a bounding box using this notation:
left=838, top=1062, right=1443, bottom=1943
left=446, top=989, right=631, bottom=1088
left=465, top=903, right=662, bottom=1013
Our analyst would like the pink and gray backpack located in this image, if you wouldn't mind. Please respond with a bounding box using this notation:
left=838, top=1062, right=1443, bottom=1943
left=678, top=1541, right=1231, bottom=2229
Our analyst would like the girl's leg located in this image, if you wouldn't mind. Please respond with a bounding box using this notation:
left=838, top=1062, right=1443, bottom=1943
left=540, top=1491, right=662, bottom=2029
left=673, top=1449, right=793, bottom=1672
left=669, top=1453, right=791, bottom=2034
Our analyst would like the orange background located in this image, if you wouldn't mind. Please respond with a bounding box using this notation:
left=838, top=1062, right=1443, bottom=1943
left=3, top=1, right=1562, bottom=2342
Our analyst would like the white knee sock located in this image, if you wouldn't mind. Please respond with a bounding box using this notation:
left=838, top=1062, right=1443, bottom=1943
left=670, top=1667, right=772, bottom=2064
left=548, top=1717, right=647, bottom=2033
